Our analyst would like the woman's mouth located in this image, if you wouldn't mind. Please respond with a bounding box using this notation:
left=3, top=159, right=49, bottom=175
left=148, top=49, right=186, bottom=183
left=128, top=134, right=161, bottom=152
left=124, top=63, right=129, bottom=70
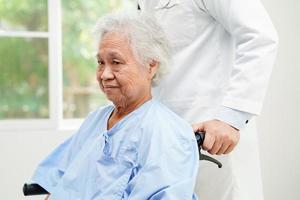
left=102, top=85, right=118, bottom=93
left=103, top=85, right=118, bottom=89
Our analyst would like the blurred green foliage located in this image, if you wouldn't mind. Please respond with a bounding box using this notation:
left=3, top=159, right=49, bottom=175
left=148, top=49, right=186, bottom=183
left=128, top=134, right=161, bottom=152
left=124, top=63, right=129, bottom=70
left=0, top=0, right=48, bottom=119
left=0, top=0, right=135, bottom=119
left=0, top=38, right=49, bottom=119
left=0, top=0, right=48, bottom=31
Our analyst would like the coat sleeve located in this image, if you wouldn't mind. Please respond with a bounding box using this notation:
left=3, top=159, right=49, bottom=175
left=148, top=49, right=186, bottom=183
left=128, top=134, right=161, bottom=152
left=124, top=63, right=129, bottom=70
left=123, top=134, right=199, bottom=200
left=201, top=0, right=279, bottom=114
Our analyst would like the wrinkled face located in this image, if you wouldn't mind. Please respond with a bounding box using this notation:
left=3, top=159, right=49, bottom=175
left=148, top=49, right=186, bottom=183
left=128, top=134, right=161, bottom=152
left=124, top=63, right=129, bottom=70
left=96, top=32, right=155, bottom=106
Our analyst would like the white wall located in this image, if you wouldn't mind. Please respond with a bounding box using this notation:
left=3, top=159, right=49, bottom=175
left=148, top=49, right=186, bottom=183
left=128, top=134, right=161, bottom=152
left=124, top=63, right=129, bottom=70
left=257, top=0, right=300, bottom=200
left=0, top=0, right=299, bottom=199
left=0, top=130, right=73, bottom=200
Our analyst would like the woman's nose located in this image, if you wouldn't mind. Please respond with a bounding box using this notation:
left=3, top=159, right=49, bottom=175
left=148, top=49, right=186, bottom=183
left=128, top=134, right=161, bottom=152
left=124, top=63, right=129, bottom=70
left=100, top=66, right=114, bottom=80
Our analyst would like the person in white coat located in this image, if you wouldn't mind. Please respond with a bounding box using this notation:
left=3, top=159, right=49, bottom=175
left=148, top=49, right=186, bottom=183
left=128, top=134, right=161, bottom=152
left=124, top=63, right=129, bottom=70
left=137, top=0, right=278, bottom=200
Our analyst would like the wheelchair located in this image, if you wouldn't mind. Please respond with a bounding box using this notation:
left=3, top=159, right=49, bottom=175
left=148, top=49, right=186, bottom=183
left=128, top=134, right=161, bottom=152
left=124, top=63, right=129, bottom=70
left=23, top=132, right=222, bottom=196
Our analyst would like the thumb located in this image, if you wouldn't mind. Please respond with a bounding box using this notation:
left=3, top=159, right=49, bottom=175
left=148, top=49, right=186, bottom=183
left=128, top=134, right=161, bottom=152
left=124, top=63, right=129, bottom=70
left=192, top=122, right=205, bottom=132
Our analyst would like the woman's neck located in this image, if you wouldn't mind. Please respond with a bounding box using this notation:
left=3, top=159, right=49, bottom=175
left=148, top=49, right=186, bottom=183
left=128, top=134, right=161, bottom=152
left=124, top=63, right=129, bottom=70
left=107, top=95, right=152, bottom=129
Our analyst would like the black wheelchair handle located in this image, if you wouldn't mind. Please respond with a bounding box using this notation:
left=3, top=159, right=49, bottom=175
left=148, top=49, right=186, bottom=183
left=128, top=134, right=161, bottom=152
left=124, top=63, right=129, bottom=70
left=195, top=131, right=205, bottom=146
left=195, top=131, right=223, bottom=168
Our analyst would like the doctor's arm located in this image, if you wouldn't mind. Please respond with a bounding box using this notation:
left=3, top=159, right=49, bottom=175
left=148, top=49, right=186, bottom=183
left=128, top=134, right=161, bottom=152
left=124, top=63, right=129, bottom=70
left=200, top=0, right=278, bottom=113
left=193, top=0, right=278, bottom=154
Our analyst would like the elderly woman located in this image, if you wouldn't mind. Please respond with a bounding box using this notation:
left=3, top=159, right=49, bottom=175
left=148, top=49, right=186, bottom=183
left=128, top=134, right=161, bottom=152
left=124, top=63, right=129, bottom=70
left=32, top=12, right=199, bottom=200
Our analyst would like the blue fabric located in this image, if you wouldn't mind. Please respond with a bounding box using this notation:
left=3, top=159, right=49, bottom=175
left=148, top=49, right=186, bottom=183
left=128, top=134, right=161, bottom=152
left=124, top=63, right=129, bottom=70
left=32, top=100, right=199, bottom=200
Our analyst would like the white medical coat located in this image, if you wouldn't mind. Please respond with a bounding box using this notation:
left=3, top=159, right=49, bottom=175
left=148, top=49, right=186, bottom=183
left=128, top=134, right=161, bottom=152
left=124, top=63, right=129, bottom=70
left=138, top=0, right=278, bottom=200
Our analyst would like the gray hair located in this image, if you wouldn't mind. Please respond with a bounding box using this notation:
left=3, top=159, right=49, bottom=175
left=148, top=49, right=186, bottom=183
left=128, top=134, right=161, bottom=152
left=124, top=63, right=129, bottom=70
left=93, top=11, right=171, bottom=85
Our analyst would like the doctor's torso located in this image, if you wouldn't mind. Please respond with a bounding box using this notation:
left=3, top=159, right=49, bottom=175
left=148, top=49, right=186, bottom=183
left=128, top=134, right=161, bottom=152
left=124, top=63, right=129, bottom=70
left=138, top=0, right=235, bottom=121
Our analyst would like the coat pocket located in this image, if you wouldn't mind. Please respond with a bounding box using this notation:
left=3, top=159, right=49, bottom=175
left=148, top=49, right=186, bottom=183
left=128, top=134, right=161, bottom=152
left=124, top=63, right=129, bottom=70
left=154, top=0, right=197, bottom=50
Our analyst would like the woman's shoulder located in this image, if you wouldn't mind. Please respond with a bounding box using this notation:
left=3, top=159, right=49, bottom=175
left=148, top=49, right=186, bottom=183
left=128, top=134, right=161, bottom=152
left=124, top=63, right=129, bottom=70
left=137, top=100, right=197, bottom=165
left=142, top=100, right=195, bottom=140
left=147, top=100, right=191, bottom=127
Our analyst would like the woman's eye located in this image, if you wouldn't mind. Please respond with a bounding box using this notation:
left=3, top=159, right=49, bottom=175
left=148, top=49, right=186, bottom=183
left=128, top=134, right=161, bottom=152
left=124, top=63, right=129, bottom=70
left=112, top=60, right=121, bottom=65
left=97, top=60, right=104, bottom=65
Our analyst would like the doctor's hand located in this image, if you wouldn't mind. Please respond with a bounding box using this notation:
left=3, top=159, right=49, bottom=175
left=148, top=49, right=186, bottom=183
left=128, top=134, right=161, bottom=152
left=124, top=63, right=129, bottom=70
left=192, top=120, right=240, bottom=155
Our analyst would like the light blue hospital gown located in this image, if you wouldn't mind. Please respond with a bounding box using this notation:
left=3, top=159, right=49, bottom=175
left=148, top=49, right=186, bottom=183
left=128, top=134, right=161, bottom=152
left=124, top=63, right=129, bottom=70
left=32, top=99, right=199, bottom=200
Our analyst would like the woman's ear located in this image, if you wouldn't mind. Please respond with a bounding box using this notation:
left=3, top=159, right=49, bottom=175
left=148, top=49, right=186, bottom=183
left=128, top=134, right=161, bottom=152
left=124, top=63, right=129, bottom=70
left=148, top=60, right=159, bottom=80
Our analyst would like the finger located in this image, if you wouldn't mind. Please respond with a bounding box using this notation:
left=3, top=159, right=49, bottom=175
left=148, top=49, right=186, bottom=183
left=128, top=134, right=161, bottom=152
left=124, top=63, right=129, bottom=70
left=224, top=144, right=236, bottom=154
left=202, top=132, right=215, bottom=151
left=192, top=122, right=205, bottom=132
left=216, top=143, right=230, bottom=155
left=208, top=139, right=222, bottom=155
